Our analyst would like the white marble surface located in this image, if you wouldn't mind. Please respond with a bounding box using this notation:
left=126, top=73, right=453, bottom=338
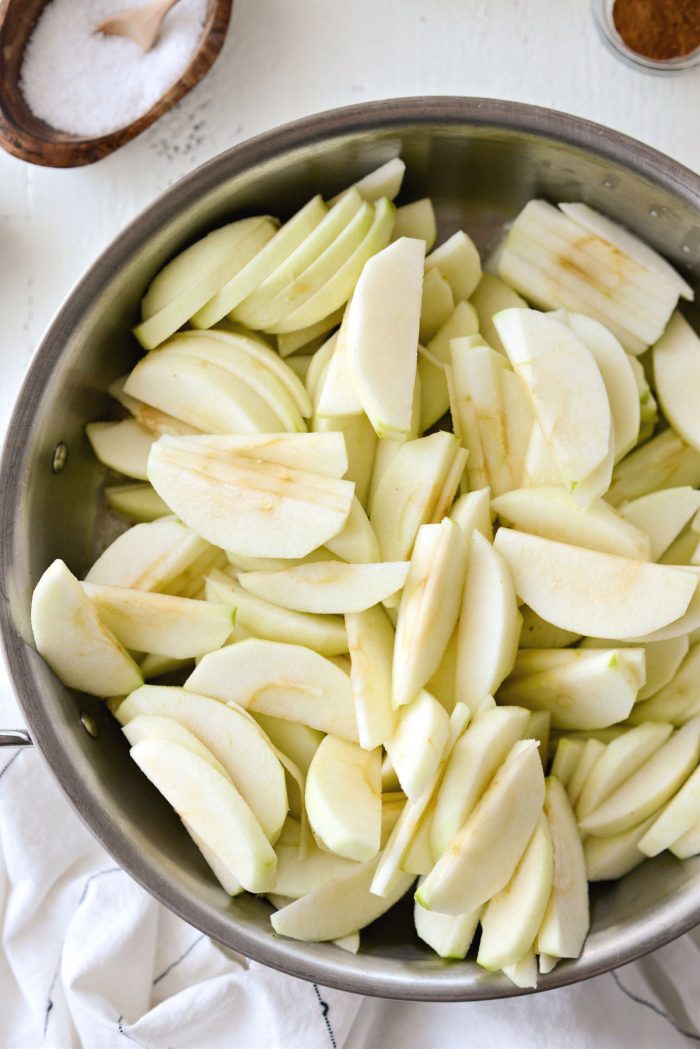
left=1, top=0, right=699, bottom=433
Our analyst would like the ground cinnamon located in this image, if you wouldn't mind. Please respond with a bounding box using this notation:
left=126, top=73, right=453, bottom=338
left=613, top=0, right=700, bottom=60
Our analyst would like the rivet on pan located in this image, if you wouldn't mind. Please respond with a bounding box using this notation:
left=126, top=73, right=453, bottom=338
left=79, top=712, right=99, bottom=739
left=51, top=442, right=68, bottom=473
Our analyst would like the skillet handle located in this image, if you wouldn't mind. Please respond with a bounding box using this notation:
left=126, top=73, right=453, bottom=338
left=0, top=730, right=33, bottom=747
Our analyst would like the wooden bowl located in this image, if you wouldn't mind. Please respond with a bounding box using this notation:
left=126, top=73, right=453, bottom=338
left=0, top=0, right=233, bottom=168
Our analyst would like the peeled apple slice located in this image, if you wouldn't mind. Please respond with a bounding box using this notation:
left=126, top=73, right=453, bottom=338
left=550, top=739, right=585, bottom=788
left=85, top=517, right=209, bottom=591
left=305, top=736, right=381, bottom=861
left=575, top=721, right=674, bottom=821
left=566, top=740, right=606, bottom=809
left=147, top=435, right=354, bottom=559
left=630, top=644, right=700, bottom=726
left=116, top=685, right=288, bottom=841
left=619, top=487, right=700, bottom=562
left=86, top=419, right=155, bottom=480
left=419, top=267, right=454, bottom=344
left=105, top=483, right=170, bottom=522
left=580, top=716, right=700, bottom=837
left=324, top=497, right=380, bottom=563
left=122, top=714, right=231, bottom=778
left=185, top=639, right=358, bottom=741
left=237, top=560, right=409, bottom=614
left=653, top=312, right=700, bottom=453
left=312, top=411, right=377, bottom=510
left=131, top=737, right=276, bottom=893
left=385, top=691, right=449, bottom=801
left=329, top=158, right=406, bottom=206
left=345, top=237, right=425, bottom=439
left=606, top=428, right=700, bottom=507
left=31, top=560, right=143, bottom=698
left=392, top=520, right=468, bottom=708
left=393, top=198, right=437, bottom=249
left=493, top=308, right=612, bottom=501
left=425, top=230, right=482, bottom=301
left=416, top=740, right=545, bottom=915
left=449, top=488, right=493, bottom=542
left=469, top=273, right=527, bottom=355
left=519, top=607, right=581, bottom=650
left=494, top=529, right=698, bottom=639
left=414, top=894, right=481, bottom=960
left=346, top=605, right=397, bottom=750
left=491, top=485, right=651, bottom=561
left=271, top=854, right=414, bottom=942
left=273, top=822, right=359, bottom=898
left=81, top=584, right=232, bottom=659
left=638, top=763, right=700, bottom=857
left=253, top=715, right=322, bottom=779
left=537, top=777, right=589, bottom=960
left=477, top=814, right=554, bottom=971
left=584, top=815, right=657, bottom=881
left=456, top=531, right=522, bottom=707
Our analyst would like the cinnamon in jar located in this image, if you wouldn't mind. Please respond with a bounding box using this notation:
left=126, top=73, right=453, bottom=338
left=612, top=0, right=700, bottom=61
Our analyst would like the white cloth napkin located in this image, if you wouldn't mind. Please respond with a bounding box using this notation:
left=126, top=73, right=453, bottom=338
left=3, top=666, right=700, bottom=1049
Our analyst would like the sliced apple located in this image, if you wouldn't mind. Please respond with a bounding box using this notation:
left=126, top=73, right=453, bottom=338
left=385, top=691, right=449, bottom=801
left=470, top=273, right=527, bottom=355
left=519, top=607, right=581, bottom=650
left=329, top=158, right=406, bottom=206
left=122, top=713, right=230, bottom=776
left=131, top=737, right=276, bottom=893
left=31, top=560, right=143, bottom=698
left=185, top=638, right=358, bottom=741
left=630, top=644, right=700, bottom=725
left=606, top=428, right=700, bottom=507
left=430, top=705, right=530, bottom=860
left=536, top=777, right=589, bottom=960
left=575, top=722, right=673, bottom=821
left=237, top=560, right=408, bottom=614
left=478, top=814, right=554, bottom=971
left=566, top=739, right=606, bottom=808
left=346, top=604, right=397, bottom=750
left=85, top=517, right=209, bottom=591
left=580, top=634, right=689, bottom=701
left=498, top=649, right=641, bottom=730
left=655, top=313, right=700, bottom=454
left=620, top=486, right=700, bottom=561
left=277, top=308, right=343, bottom=359
left=493, top=308, right=612, bottom=501
left=324, top=497, right=380, bottom=563
left=449, top=488, right=493, bottom=542
left=550, top=739, right=585, bottom=788
left=638, top=761, right=700, bottom=857
left=494, top=528, right=697, bottom=639
left=502, top=953, right=538, bottom=989
left=147, top=435, right=354, bottom=558
left=344, top=236, right=424, bottom=438
left=414, top=894, right=481, bottom=960
left=580, top=716, right=700, bottom=837
left=86, top=419, right=155, bottom=480
left=271, top=854, right=414, bottom=942
left=492, top=485, right=650, bottom=560
left=521, top=423, right=563, bottom=488
left=105, top=483, right=171, bottom=522
left=425, top=230, right=482, bottom=301
left=314, top=317, right=363, bottom=418
left=420, top=267, right=455, bottom=344
left=393, top=520, right=468, bottom=708
left=116, top=684, right=288, bottom=841
left=273, top=824, right=359, bottom=898
left=306, top=736, right=381, bottom=861
left=584, top=814, right=657, bottom=881
left=456, top=531, right=522, bottom=707
left=393, top=198, right=437, bottom=249
left=312, top=411, right=377, bottom=510
left=670, top=816, right=700, bottom=859
left=252, top=714, right=322, bottom=778
left=416, top=740, right=545, bottom=915
left=81, top=583, right=233, bottom=659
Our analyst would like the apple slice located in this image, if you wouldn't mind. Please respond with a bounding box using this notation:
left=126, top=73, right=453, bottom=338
left=86, top=419, right=155, bottom=480
left=493, top=308, right=612, bottom=500
left=429, top=705, right=530, bottom=860
left=449, top=488, right=493, bottom=542
left=31, top=560, right=143, bottom=698
left=346, top=604, right=397, bottom=750
left=385, top=691, right=449, bottom=801
left=607, top=428, right=700, bottom=507
left=252, top=714, right=322, bottom=778
left=116, top=684, right=288, bottom=840
left=392, top=520, right=468, bottom=708
left=494, top=528, right=697, bottom=639
left=186, top=638, right=358, bottom=741
left=311, top=415, right=376, bottom=513
left=205, top=571, right=346, bottom=657
left=82, top=583, right=233, bottom=659
left=521, top=423, right=563, bottom=488
left=554, top=310, right=640, bottom=462
left=638, top=761, right=700, bottom=857
left=122, top=713, right=230, bottom=776
left=416, top=347, right=449, bottom=434
left=163, top=546, right=227, bottom=599
left=628, top=355, right=659, bottom=444
left=131, top=737, right=276, bottom=893
left=109, top=375, right=201, bottom=438
left=470, top=273, right=527, bottom=355
left=277, top=308, right=343, bottom=358
left=580, top=634, right=689, bottom=701
left=414, top=893, right=481, bottom=960
left=478, top=814, right=554, bottom=971
left=237, top=560, right=408, bottom=614
left=105, top=483, right=170, bottom=522
left=536, top=777, right=589, bottom=960
left=629, top=644, right=700, bottom=725
left=85, top=518, right=209, bottom=591
left=272, top=197, right=396, bottom=335
left=498, top=649, right=641, bottom=730
left=566, top=739, right=606, bottom=808
left=620, top=486, right=700, bottom=561
left=653, top=313, right=700, bottom=452
left=456, top=531, right=522, bottom=707
left=329, top=158, right=406, bottom=206
left=346, top=237, right=425, bottom=439
left=502, top=953, right=538, bottom=989
left=314, top=318, right=363, bottom=418
left=527, top=711, right=551, bottom=769
left=273, top=823, right=359, bottom=898
left=584, top=814, right=657, bottom=881
left=324, top=497, right=380, bottom=563
left=147, top=435, right=354, bottom=558
left=416, top=740, right=545, bottom=915
left=306, top=736, right=381, bottom=861
left=393, top=198, right=437, bottom=249
left=420, top=268, right=454, bottom=344
left=492, top=485, right=650, bottom=560
left=271, top=854, right=414, bottom=942
left=670, top=815, right=700, bottom=859
left=519, top=607, right=581, bottom=650
left=425, top=231, right=482, bottom=301
left=550, top=739, right=585, bottom=788
left=575, top=722, right=674, bottom=821
left=580, top=716, right=700, bottom=837
left=171, top=431, right=347, bottom=476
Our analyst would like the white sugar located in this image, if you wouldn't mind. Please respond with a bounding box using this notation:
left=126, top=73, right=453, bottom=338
left=20, top=0, right=208, bottom=138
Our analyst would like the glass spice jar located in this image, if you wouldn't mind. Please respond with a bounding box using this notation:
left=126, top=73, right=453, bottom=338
left=592, top=0, right=700, bottom=74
